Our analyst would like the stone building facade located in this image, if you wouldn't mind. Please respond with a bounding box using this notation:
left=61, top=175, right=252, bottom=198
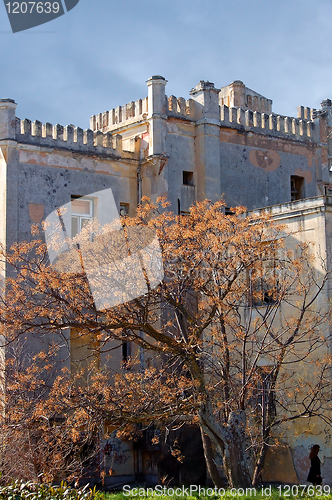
left=1, top=75, right=332, bottom=484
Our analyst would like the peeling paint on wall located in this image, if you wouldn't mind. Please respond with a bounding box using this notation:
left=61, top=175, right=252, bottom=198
left=28, top=203, right=44, bottom=223
left=249, top=149, right=280, bottom=171
left=294, top=168, right=313, bottom=184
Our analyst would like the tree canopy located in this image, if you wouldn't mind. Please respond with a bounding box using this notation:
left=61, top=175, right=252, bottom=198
left=0, top=198, right=331, bottom=487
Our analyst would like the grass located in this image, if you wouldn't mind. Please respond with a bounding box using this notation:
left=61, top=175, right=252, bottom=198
left=96, top=485, right=332, bottom=500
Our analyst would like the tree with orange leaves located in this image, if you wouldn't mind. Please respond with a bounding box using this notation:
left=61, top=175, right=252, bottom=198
left=0, top=198, right=331, bottom=487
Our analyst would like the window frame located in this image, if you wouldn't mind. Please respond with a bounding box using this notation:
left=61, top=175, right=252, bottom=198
left=71, top=196, right=94, bottom=238
left=183, top=171, right=194, bottom=186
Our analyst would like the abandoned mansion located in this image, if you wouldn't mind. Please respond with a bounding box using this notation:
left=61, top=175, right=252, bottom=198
left=1, top=75, right=332, bottom=485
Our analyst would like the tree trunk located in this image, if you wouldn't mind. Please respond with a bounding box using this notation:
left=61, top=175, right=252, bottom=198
left=223, top=411, right=252, bottom=488
left=199, top=406, right=252, bottom=488
left=252, top=382, right=276, bottom=486
left=200, top=428, right=227, bottom=488
left=252, top=442, right=268, bottom=487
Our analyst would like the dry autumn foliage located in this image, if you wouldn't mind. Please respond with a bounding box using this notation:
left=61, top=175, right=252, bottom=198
left=0, top=198, right=331, bottom=487
left=0, top=342, right=97, bottom=483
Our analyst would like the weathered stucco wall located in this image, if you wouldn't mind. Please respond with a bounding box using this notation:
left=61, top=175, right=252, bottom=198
left=219, top=141, right=318, bottom=210
left=264, top=198, right=332, bottom=484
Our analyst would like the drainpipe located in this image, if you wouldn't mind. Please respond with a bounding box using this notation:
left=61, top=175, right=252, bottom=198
left=137, top=161, right=142, bottom=206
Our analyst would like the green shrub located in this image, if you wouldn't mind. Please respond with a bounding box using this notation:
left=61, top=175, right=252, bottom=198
left=0, top=481, right=97, bottom=500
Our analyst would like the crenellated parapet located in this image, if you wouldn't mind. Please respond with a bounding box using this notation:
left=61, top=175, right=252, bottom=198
left=90, top=97, right=149, bottom=132
left=13, top=117, right=139, bottom=158
left=219, top=80, right=273, bottom=114
left=220, top=105, right=317, bottom=142
left=90, top=93, right=198, bottom=133
left=88, top=77, right=321, bottom=146
left=166, top=95, right=196, bottom=120
left=297, top=106, right=314, bottom=120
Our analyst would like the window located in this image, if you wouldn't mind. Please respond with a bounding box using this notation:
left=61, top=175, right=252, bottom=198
left=119, top=203, right=129, bottom=217
left=249, top=256, right=279, bottom=307
left=183, top=171, right=194, bottom=186
left=253, top=365, right=276, bottom=426
left=71, top=196, right=93, bottom=237
left=225, top=207, right=235, bottom=215
left=252, top=279, right=278, bottom=306
left=122, top=341, right=131, bottom=367
left=291, top=176, right=304, bottom=201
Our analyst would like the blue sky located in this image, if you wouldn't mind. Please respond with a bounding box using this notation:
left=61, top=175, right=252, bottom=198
left=1, top=0, right=332, bottom=129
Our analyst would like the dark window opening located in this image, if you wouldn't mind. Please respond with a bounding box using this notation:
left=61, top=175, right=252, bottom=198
left=249, top=258, right=279, bottom=307
left=253, top=366, right=277, bottom=427
left=225, top=207, right=235, bottom=215
left=183, top=171, right=194, bottom=186
left=291, top=176, right=304, bottom=201
left=251, top=279, right=279, bottom=307
left=122, top=341, right=131, bottom=367
left=122, top=342, right=128, bottom=361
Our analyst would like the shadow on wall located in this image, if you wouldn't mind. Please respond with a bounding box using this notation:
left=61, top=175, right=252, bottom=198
left=158, top=426, right=208, bottom=486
